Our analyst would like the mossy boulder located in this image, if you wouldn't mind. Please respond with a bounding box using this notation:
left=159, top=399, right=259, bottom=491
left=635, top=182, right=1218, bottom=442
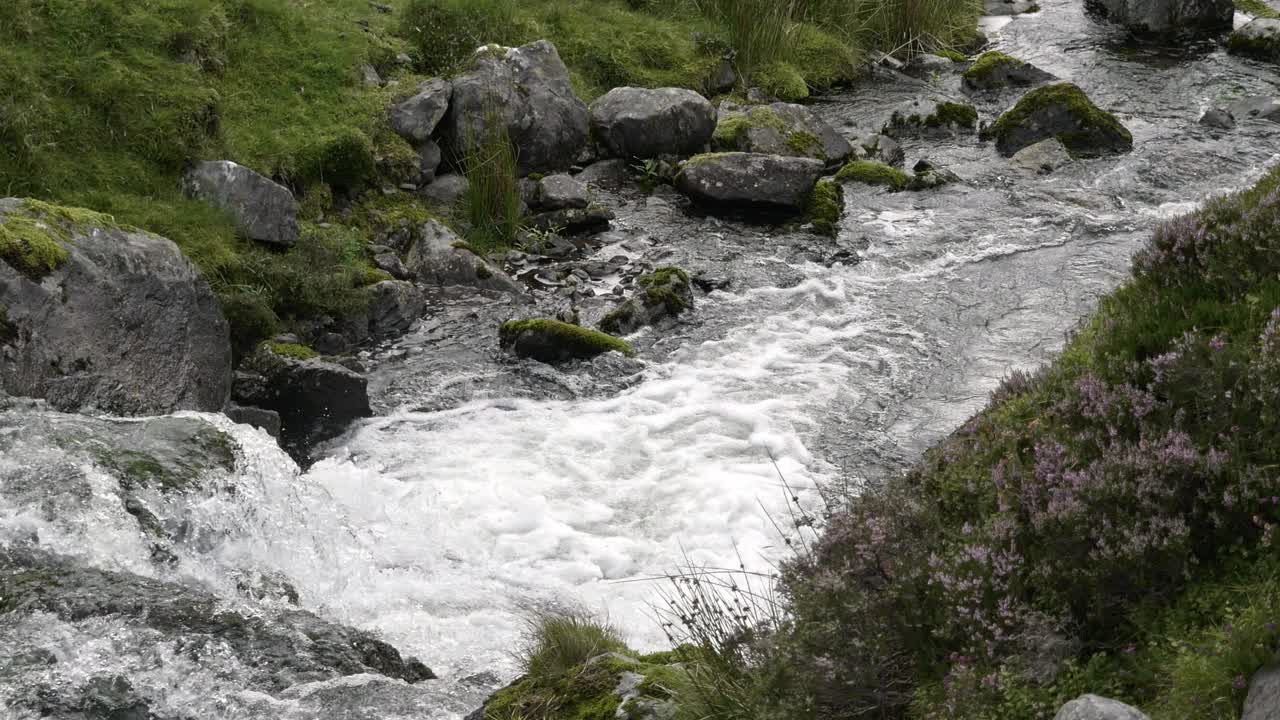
left=477, top=653, right=683, bottom=720
left=961, top=52, right=1056, bottom=93
left=676, top=152, right=826, bottom=212
left=883, top=99, right=978, bottom=138
left=1228, top=19, right=1280, bottom=62
left=600, top=268, right=693, bottom=335
left=836, top=160, right=911, bottom=191
left=0, top=198, right=232, bottom=416
left=983, top=83, right=1133, bottom=157
left=808, top=179, right=845, bottom=236
left=713, top=103, right=853, bottom=165
left=499, top=319, right=634, bottom=363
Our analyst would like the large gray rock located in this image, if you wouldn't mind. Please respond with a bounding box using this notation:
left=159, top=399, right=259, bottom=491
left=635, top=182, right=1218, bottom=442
left=535, top=174, right=590, bottom=210
left=0, top=199, right=231, bottom=415
left=233, top=346, right=371, bottom=457
left=590, top=87, right=717, bottom=159
left=183, top=160, right=299, bottom=247
left=388, top=78, right=452, bottom=145
left=962, top=52, right=1056, bottom=93
left=367, top=280, right=425, bottom=338
left=420, top=174, right=470, bottom=207
left=713, top=102, right=853, bottom=165
left=1230, top=19, right=1280, bottom=62
left=1054, top=695, right=1149, bottom=720
left=1244, top=665, right=1280, bottom=720
left=1086, top=0, right=1233, bottom=34
left=675, top=153, right=825, bottom=212
left=405, top=220, right=524, bottom=293
left=441, top=41, right=588, bottom=175
left=984, top=83, right=1133, bottom=157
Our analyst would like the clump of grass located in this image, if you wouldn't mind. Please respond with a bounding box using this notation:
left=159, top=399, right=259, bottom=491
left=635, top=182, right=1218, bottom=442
left=401, top=0, right=522, bottom=75
left=836, top=159, right=911, bottom=190
left=520, top=610, right=629, bottom=679
left=459, top=113, right=523, bottom=252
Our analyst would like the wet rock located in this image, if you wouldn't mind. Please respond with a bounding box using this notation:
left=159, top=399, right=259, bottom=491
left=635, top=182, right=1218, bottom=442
left=441, top=41, right=588, bottom=175
left=1198, top=108, right=1236, bottom=129
left=589, top=87, right=717, bottom=159
left=373, top=251, right=412, bottom=280
left=1230, top=19, right=1280, bottom=62
left=1243, top=665, right=1280, bottom=720
left=599, top=268, right=692, bottom=335
left=312, top=332, right=350, bottom=356
left=883, top=98, right=979, bottom=138
left=361, top=64, right=383, bottom=87
left=910, top=53, right=960, bottom=72
left=367, top=280, right=425, bottom=338
left=676, top=153, right=825, bottom=212
left=420, top=174, right=470, bottom=207
left=984, top=83, right=1133, bottom=157
left=225, top=403, right=282, bottom=437
left=1227, top=95, right=1280, bottom=122
left=40, top=675, right=154, bottom=720
left=691, top=271, right=731, bottom=293
left=962, top=52, right=1056, bottom=93
left=576, top=159, right=634, bottom=188
left=499, top=318, right=634, bottom=363
left=405, top=220, right=524, bottom=293
left=985, top=0, right=1041, bottom=14
left=1010, top=137, right=1076, bottom=174
left=0, top=547, right=435, bottom=690
left=0, top=199, right=231, bottom=415
left=907, top=159, right=963, bottom=190
left=526, top=204, right=615, bottom=235
left=1086, top=0, right=1232, bottom=34
left=713, top=102, right=853, bottom=165
left=387, top=78, right=451, bottom=145
left=534, top=173, right=590, bottom=210
left=859, top=134, right=905, bottom=166
left=420, top=139, right=443, bottom=184
left=1053, top=695, right=1149, bottom=720
left=709, top=59, right=737, bottom=94
left=234, top=345, right=372, bottom=456
left=183, top=160, right=300, bottom=247
left=233, top=568, right=300, bottom=605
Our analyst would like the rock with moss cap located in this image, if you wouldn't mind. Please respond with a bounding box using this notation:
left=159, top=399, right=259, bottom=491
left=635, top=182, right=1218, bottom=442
left=499, top=318, right=634, bottom=363
left=983, top=83, right=1133, bottom=157
left=590, top=87, right=717, bottom=160
left=600, top=268, right=693, bottom=336
left=1086, top=0, right=1233, bottom=33
left=472, top=652, right=684, bottom=720
left=713, top=102, right=853, bottom=166
left=183, top=160, right=299, bottom=248
left=962, top=52, right=1056, bottom=93
left=1229, top=19, right=1280, bottom=63
left=808, top=179, right=845, bottom=236
left=441, top=41, right=588, bottom=175
left=836, top=160, right=911, bottom=191
left=882, top=98, right=979, bottom=138
left=0, top=198, right=231, bottom=415
left=676, top=153, right=825, bottom=212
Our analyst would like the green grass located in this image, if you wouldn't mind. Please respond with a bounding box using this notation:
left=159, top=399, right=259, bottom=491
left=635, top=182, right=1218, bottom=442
left=264, top=342, right=319, bottom=360
left=836, top=159, right=911, bottom=190
left=1235, top=0, right=1280, bottom=17
left=520, top=611, right=629, bottom=679
left=459, top=117, right=523, bottom=252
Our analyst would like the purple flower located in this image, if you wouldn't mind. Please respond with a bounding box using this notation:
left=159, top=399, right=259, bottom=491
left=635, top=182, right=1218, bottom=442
left=1209, top=334, right=1227, bottom=352
left=1234, top=675, right=1248, bottom=691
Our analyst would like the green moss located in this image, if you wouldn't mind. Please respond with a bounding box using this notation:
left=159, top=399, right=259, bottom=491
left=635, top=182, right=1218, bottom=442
left=786, top=130, right=823, bottom=156
left=927, top=101, right=979, bottom=128
left=936, top=48, right=968, bottom=62
left=753, top=61, right=810, bottom=102
left=713, top=107, right=789, bottom=146
left=500, top=318, right=635, bottom=358
left=835, top=160, right=911, bottom=191
left=962, top=51, right=1023, bottom=83
left=638, top=267, right=691, bottom=313
left=265, top=342, right=320, bottom=361
left=808, top=179, right=845, bottom=236
left=219, top=290, right=280, bottom=361
left=0, top=198, right=124, bottom=280
left=987, top=82, right=1132, bottom=156
left=1235, top=0, right=1280, bottom=17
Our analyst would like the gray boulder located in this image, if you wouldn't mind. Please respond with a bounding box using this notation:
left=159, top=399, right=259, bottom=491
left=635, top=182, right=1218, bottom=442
left=676, top=153, right=825, bottom=212
left=590, top=87, right=717, bottom=159
left=183, top=160, right=299, bottom=247
left=420, top=174, right=470, bottom=207
left=535, top=174, right=590, bottom=210
left=388, top=78, right=452, bottom=145
left=367, top=280, right=425, bottom=338
left=233, top=346, right=371, bottom=457
left=984, top=83, right=1133, bottom=157
left=1230, top=19, right=1280, bottom=62
left=1244, top=665, right=1280, bottom=720
left=0, top=199, right=231, bottom=415
left=225, top=404, right=282, bottom=438
left=1054, top=695, right=1149, bottom=720
left=373, top=251, right=412, bottom=280
left=1010, top=137, right=1076, bottom=174
left=713, top=102, right=853, bottom=165
left=575, top=159, right=634, bottom=188
left=420, top=140, right=443, bottom=184
left=441, top=41, right=588, bottom=175
left=405, top=220, right=524, bottom=293
left=962, top=52, right=1056, bottom=93
left=599, top=268, right=693, bottom=336
left=1086, top=0, right=1233, bottom=33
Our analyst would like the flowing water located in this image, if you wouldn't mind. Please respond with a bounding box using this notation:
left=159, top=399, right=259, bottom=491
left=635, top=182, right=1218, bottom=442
left=4, top=2, right=1280, bottom=717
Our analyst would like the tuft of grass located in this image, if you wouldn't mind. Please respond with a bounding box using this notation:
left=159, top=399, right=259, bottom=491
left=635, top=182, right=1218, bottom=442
left=520, top=611, right=629, bottom=680
left=836, top=159, right=911, bottom=190
left=264, top=341, right=319, bottom=360
left=1235, top=0, right=1280, bottom=17
left=459, top=116, right=523, bottom=252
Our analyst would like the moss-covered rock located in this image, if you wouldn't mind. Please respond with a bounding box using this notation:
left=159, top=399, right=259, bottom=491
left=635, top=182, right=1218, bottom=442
left=265, top=342, right=320, bottom=361
left=713, top=103, right=853, bottom=164
left=0, top=199, right=117, bottom=280
left=808, top=179, right=845, bottom=236
left=961, top=52, right=1056, bottom=92
left=983, top=83, right=1133, bottom=157
left=479, top=653, right=684, bottom=720
left=884, top=99, right=979, bottom=138
left=500, top=319, right=635, bottom=363
left=600, top=268, right=693, bottom=335
left=1228, top=18, right=1280, bottom=63
left=835, top=160, right=911, bottom=191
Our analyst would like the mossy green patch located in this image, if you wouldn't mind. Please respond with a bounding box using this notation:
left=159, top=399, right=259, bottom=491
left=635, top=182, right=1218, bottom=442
left=936, top=48, right=968, bottom=62
left=808, top=179, right=845, bottom=236
left=986, top=82, right=1132, bottom=156
left=0, top=199, right=124, bottom=280
left=265, top=342, right=320, bottom=361
left=835, top=160, right=911, bottom=191
left=1235, top=0, right=1280, bottom=17
left=500, top=318, right=635, bottom=358
left=638, top=267, right=691, bottom=314
left=753, top=61, right=810, bottom=102
left=928, top=101, right=979, bottom=128
left=962, top=51, right=1023, bottom=84
left=713, top=107, right=790, bottom=146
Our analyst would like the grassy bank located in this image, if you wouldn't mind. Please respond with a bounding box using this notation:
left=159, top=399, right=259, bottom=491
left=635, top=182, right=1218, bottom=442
left=0, top=0, right=979, bottom=354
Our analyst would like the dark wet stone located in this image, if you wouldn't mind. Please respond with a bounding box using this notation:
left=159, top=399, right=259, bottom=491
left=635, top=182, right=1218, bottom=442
left=1198, top=108, right=1236, bottom=129
left=225, top=404, right=283, bottom=438
left=599, top=268, right=693, bottom=336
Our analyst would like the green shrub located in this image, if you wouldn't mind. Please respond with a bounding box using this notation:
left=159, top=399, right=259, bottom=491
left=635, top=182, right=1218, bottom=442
left=401, top=0, right=522, bottom=75
left=218, top=289, right=279, bottom=360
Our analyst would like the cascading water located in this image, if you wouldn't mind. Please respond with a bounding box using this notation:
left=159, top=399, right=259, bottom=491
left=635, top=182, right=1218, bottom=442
left=4, top=0, right=1280, bottom=716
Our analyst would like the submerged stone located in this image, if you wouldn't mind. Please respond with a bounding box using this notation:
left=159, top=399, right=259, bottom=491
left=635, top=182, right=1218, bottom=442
left=499, top=318, right=634, bottom=363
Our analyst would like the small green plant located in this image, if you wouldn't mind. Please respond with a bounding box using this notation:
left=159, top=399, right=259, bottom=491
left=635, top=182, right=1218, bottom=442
left=520, top=611, right=628, bottom=680
left=460, top=115, right=524, bottom=253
